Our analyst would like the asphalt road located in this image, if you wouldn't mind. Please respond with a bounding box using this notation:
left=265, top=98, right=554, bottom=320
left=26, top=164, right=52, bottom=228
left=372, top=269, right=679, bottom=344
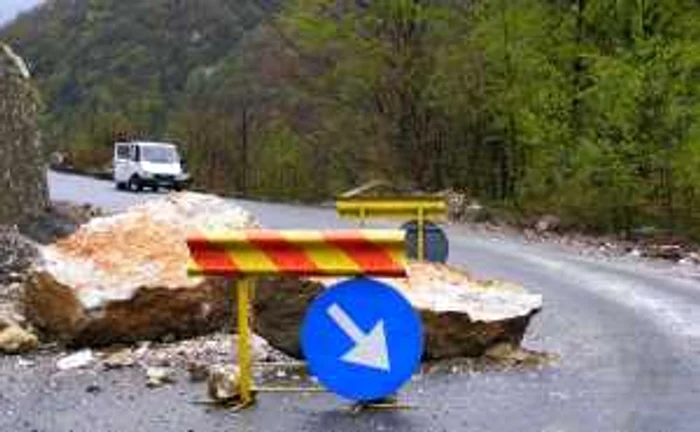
left=3, top=171, right=700, bottom=432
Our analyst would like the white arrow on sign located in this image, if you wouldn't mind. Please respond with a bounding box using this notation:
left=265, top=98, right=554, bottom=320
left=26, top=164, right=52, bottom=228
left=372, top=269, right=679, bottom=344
left=327, top=303, right=391, bottom=372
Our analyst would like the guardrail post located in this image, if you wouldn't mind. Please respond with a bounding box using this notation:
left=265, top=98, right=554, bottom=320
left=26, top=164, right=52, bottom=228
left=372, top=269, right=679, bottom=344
left=417, top=207, right=425, bottom=261
left=237, top=277, right=254, bottom=405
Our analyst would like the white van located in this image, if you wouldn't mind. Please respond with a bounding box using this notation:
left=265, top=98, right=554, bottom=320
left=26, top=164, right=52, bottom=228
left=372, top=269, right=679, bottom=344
left=113, top=141, right=191, bottom=192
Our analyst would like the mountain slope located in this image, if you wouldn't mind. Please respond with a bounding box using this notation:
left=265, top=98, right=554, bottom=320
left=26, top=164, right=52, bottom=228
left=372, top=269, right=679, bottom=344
left=0, top=0, right=280, bottom=153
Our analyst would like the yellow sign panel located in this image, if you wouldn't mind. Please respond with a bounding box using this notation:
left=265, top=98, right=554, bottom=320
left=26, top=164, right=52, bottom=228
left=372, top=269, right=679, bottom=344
left=335, top=196, right=447, bottom=220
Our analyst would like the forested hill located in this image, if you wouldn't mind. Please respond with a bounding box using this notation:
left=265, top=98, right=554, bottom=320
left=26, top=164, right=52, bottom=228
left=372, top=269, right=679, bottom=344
left=4, top=0, right=700, bottom=238
left=0, top=0, right=281, bottom=157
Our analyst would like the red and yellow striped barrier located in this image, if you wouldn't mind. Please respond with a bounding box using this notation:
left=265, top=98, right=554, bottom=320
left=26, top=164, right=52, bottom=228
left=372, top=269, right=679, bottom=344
left=187, top=229, right=407, bottom=278
left=186, top=229, right=407, bottom=408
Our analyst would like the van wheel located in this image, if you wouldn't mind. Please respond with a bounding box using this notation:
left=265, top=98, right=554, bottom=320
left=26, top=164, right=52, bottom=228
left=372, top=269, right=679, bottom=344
left=115, top=182, right=126, bottom=191
left=128, top=176, right=143, bottom=192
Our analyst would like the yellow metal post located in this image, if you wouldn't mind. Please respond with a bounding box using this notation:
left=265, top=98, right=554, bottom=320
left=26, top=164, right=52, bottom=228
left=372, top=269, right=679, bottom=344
left=417, top=207, right=425, bottom=261
left=236, top=278, right=254, bottom=405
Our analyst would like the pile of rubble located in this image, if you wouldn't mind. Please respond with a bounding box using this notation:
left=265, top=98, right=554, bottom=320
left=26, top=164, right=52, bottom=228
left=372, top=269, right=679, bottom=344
left=18, top=191, right=543, bottom=364
left=0, top=190, right=551, bottom=405
left=0, top=227, right=39, bottom=354
left=26, top=192, right=260, bottom=346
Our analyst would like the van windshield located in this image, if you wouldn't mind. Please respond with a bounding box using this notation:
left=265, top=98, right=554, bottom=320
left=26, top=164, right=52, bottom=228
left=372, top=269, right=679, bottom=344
left=141, top=146, right=179, bottom=163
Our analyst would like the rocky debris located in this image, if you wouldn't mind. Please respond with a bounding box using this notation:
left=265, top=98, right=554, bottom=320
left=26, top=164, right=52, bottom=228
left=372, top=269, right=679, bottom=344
left=207, top=364, right=241, bottom=403
left=0, top=227, right=38, bottom=284
left=0, top=281, right=28, bottom=329
left=255, top=262, right=542, bottom=360
left=641, top=244, right=687, bottom=261
left=0, top=43, right=49, bottom=226
left=441, top=190, right=492, bottom=223
left=101, top=347, right=136, bottom=369
left=0, top=320, right=39, bottom=354
left=146, top=366, right=176, bottom=388
left=534, top=215, right=561, bottom=234
left=25, top=193, right=260, bottom=346
left=483, top=342, right=556, bottom=368
left=56, top=349, right=95, bottom=370
left=463, top=201, right=492, bottom=223
left=0, top=228, right=38, bottom=333
left=442, top=189, right=467, bottom=221
left=19, top=201, right=105, bottom=245
left=187, top=361, right=209, bottom=382
left=119, top=333, right=286, bottom=371
left=424, top=345, right=557, bottom=374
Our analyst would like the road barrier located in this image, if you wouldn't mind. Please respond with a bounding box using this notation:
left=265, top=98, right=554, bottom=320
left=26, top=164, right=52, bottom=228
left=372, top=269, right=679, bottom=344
left=187, top=229, right=407, bottom=408
left=335, top=196, right=448, bottom=261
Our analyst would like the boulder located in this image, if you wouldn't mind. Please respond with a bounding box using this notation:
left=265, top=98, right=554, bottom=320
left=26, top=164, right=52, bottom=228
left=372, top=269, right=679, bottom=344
left=254, top=262, right=542, bottom=360
left=25, top=193, right=260, bottom=346
left=0, top=43, right=49, bottom=226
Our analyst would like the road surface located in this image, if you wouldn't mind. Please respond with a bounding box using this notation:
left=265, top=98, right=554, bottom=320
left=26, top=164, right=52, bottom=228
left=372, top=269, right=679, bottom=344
left=3, top=171, right=700, bottom=432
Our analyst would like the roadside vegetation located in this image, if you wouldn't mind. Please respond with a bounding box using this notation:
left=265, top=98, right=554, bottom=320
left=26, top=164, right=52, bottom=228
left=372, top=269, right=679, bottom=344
left=3, top=0, right=700, bottom=237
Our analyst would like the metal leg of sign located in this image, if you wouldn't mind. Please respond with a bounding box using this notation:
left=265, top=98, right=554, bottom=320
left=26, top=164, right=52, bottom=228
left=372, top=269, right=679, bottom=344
left=253, top=361, right=328, bottom=394
left=417, top=207, right=425, bottom=261
left=236, top=278, right=255, bottom=409
left=255, top=386, right=327, bottom=393
left=350, top=396, right=415, bottom=412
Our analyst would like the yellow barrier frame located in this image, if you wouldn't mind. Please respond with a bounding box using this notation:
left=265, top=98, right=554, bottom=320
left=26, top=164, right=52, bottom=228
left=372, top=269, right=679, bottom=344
left=336, top=196, right=447, bottom=260
left=187, top=230, right=407, bottom=409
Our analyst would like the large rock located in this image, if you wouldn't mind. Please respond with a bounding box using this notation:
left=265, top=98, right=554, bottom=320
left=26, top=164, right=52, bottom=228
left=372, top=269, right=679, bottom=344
left=255, top=262, right=542, bottom=360
left=25, top=193, right=260, bottom=346
left=0, top=43, right=48, bottom=226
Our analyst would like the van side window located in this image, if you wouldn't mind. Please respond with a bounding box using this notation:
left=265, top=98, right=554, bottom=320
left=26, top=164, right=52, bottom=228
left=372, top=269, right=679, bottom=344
left=116, top=145, right=130, bottom=160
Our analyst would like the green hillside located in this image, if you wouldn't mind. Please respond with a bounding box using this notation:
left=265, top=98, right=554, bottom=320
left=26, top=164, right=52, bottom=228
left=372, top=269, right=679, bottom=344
left=1, top=0, right=280, bottom=165
left=5, top=0, right=700, bottom=237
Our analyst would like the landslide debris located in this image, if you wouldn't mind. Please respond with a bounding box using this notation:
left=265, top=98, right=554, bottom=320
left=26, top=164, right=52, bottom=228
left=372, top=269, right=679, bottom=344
left=26, top=192, right=260, bottom=346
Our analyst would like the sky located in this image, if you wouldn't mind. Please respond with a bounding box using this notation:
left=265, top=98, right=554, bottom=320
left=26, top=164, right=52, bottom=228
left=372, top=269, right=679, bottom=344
left=0, top=0, right=44, bottom=26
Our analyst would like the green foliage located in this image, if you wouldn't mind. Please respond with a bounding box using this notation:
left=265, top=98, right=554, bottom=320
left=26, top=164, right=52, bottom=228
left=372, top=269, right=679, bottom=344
left=1, top=0, right=281, bottom=162
left=5, top=0, right=700, bottom=238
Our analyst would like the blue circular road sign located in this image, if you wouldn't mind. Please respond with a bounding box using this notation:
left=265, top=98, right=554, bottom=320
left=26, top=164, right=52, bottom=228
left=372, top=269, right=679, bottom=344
left=402, top=220, right=449, bottom=263
left=301, top=278, right=423, bottom=402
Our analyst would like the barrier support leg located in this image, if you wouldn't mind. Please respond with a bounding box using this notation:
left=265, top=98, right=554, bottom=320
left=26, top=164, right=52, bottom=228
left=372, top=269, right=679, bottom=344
left=237, top=277, right=255, bottom=407
left=417, top=207, right=425, bottom=261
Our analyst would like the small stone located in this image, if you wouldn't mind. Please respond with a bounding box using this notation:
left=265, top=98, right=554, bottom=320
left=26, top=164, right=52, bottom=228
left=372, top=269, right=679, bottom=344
left=0, top=324, right=39, bottom=354
left=187, top=361, right=209, bottom=383
left=102, top=348, right=135, bottom=369
left=146, top=367, right=175, bottom=388
left=57, top=349, right=95, bottom=371
left=85, top=384, right=101, bottom=394
left=484, top=342, right=517, bottom=361
left=134, top=342, right=150, bottom=358
left=628, top=248, right=642, bottom=258
left=17, top=358, right=36, bottom=368
left=207, top=365, right=240, bottom=403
